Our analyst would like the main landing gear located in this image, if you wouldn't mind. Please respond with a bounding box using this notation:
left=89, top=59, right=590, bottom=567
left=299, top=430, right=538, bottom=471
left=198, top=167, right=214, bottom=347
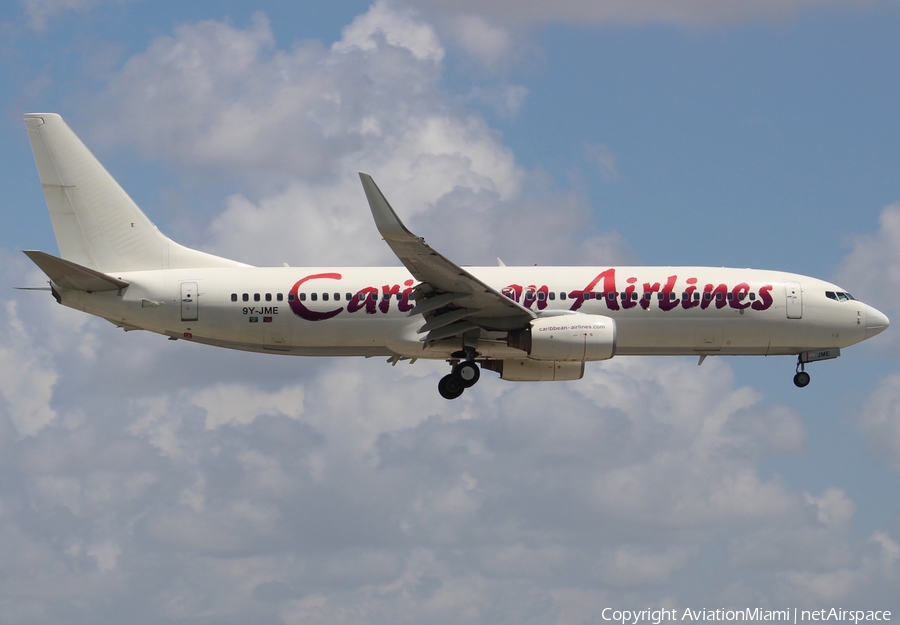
left=793, top=356, right=811, bottom=388
left=438, top=350, right=481, bottom=400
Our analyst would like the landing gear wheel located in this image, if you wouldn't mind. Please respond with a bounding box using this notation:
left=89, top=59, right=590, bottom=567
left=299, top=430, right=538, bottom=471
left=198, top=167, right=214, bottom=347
left=454, top=361, right=480, bottom=388
left=793, top=371, right=811, bottom=388
left=438, top=373, right=465, bottom=400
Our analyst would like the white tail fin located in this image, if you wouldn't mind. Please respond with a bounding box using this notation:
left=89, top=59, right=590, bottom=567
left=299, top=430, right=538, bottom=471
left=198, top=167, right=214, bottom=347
left=24, top=113, right=249, bottom=272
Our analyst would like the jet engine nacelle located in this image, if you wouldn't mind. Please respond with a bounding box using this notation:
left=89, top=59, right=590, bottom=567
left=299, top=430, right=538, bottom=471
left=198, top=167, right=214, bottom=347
left=482, top=359, right=585, bottom=382
left=507, top=315, right=617, bottom=361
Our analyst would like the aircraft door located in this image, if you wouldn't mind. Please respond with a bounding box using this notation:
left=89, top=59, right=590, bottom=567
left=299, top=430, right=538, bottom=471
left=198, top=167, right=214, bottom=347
left=181, top=282, right=198, bottom=321
left=785, top=281, right=802, bottom=319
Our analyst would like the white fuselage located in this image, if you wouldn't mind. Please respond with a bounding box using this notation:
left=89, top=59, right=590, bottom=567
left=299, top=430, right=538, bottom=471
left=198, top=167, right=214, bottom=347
left=58, top=265, right=873, bottom=360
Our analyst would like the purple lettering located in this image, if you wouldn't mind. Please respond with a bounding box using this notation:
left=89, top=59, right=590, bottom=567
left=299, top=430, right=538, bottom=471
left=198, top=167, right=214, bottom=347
left=289, top=273, right=344, bottom=321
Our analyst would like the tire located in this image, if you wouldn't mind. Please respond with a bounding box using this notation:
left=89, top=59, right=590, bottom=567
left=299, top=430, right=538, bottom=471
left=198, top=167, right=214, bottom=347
left=454, top=361, right=480, bottom=388
left=438, top=373, right=465, bottom=399
left=793, top=371, right=811, bottom=388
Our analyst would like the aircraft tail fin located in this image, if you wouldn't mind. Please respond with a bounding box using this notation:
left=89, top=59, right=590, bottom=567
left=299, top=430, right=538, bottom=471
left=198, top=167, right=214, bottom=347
left=23, top=113, right=249, bottom=272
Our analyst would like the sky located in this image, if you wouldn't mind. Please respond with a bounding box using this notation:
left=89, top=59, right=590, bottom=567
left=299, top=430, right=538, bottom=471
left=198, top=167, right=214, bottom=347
left=1, top=0, right=900, bottom=622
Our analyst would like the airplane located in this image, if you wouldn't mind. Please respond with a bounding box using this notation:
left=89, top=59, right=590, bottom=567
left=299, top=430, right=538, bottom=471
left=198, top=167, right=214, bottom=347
left=20, top=113, right=890, bottom=399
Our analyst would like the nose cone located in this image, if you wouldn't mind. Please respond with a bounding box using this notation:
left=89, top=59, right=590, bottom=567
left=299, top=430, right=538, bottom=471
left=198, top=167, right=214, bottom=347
left=866, top=305, right=890, bottom=339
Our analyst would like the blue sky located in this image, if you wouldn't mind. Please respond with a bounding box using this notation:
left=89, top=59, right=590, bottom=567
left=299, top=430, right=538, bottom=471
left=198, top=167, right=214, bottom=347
left=1, top=1, right=899, bottom=622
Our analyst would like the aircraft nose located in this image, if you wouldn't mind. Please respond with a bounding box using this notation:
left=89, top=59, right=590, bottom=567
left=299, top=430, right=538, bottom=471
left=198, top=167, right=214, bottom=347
left=865, top=305, right=890, bottom=339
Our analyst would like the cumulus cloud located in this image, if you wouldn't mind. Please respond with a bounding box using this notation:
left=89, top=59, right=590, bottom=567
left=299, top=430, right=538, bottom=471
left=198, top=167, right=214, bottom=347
left=0, top=300, right=58, bottom=437
left=4, top=266, right=900, bottom=619
left=6, top=3, right=900, bottom=621
left=410, top=0, right=869, bottom=29
left=94, top=2, right=630, bottom=267
left=445, top=14, right=513, bottom=69
left=838, top=203, right=900, bottom=342
left=856, top=372, right=900, bottom=469
left=22, top=0, right=106, bottom=30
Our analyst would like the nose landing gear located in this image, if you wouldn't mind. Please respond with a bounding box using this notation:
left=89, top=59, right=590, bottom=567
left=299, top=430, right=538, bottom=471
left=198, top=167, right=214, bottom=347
left=793, top=357, right=810, bottom=388
left=438, top=349, right=481, bottom=400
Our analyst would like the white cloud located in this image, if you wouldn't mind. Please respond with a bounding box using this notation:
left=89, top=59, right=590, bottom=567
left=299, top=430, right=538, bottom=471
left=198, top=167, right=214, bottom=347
left=333, top=0, right=444, bottom=62
left=0, top=300, right=58, bottom=437
left=586, top=143, right=621, bottom=181
left=5, top=3, right=900, bottom=621
left=838, top=203, right=900, bottom=344
left=804, top=487, right=855, bottom=529
left=95, top=3, right=630, bottom=268
left=193, top=383, right=305, bottom=429
left=409, top=0, right=870, bottom=29
left=22, top=0, right=104, bottom=30
left=446, top=14, right=513, bottom=68
left=856, top=372, right=900, bottom=469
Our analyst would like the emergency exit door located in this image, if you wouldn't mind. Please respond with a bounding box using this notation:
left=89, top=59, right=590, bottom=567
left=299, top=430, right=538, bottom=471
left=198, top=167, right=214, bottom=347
left=181, top=282, right=198, bottom=321
left=785, top=281, right=802, bottom=319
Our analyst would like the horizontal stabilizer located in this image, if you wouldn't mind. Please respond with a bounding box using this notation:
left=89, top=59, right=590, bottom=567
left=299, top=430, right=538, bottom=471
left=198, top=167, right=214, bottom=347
left=23, top=250, right=129, bottom=292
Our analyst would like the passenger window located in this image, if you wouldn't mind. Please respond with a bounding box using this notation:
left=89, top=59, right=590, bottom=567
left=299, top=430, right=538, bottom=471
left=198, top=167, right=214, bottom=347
left=607, top=292, right=614, bottom=301
left=549, top=292, right=556, bottom=301
left=749, top=293, right=756, bottom=301
left=242, top=293, right=249, bottom=302
left=727, top=293, right=733, bottom=301
left=254, top=293, right=260, bottom=302
left=334, top=293, right=340, bottom=301
left=670, top=292, right=677, bottom=301
left=682, top=293, right=689, bottom=301
left=289, top=292, right=295, bottom=301
left=560, top=292, right=567, bottom=300
left=693, top=293, right=700, bottom=301
left=265, top=293, right=272, bottom=302
left=657, top=293, right=664, bottom=301
left=738, top=293, right=745, bottom=301
left=633, top=293, right=639, bottom=301
left=704, top=293, right=712, bottom=301
left=277, top=293, right=283, bottom=302
left=311, top=293, right=317, bottom=301
left=322, top=293, right=329, bottom=301
left=716, top=293, right=723, bottom=301
left=297, top=293, right=304, bottom=301
left=370, top=292, right=378, bottom=301
left=231, top=293, right=237, bottom=302
left=538, top=291, right=546, bottom=301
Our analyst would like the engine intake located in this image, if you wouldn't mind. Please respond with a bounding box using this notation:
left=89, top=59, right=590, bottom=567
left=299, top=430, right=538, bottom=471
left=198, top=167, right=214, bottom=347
left=507, top=315, right=617, bottom=361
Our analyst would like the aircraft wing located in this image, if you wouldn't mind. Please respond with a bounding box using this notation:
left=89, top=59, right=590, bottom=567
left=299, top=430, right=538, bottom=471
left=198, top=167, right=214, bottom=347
left=359, top=173, right=535, bottom=342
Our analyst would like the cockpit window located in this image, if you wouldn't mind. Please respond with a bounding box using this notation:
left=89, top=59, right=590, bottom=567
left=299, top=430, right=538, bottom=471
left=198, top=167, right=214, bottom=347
left=844, top=292, right=856, bottom=300
left=826, top=291, right=855, bottom=302
left=836, top=292, right=849, bottom=302
left=826, top=291, right=837, bottom=301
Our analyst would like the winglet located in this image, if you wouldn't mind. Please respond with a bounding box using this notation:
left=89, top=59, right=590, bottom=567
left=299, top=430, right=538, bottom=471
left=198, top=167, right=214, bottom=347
left=359, top=173, right=416, bottom=242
